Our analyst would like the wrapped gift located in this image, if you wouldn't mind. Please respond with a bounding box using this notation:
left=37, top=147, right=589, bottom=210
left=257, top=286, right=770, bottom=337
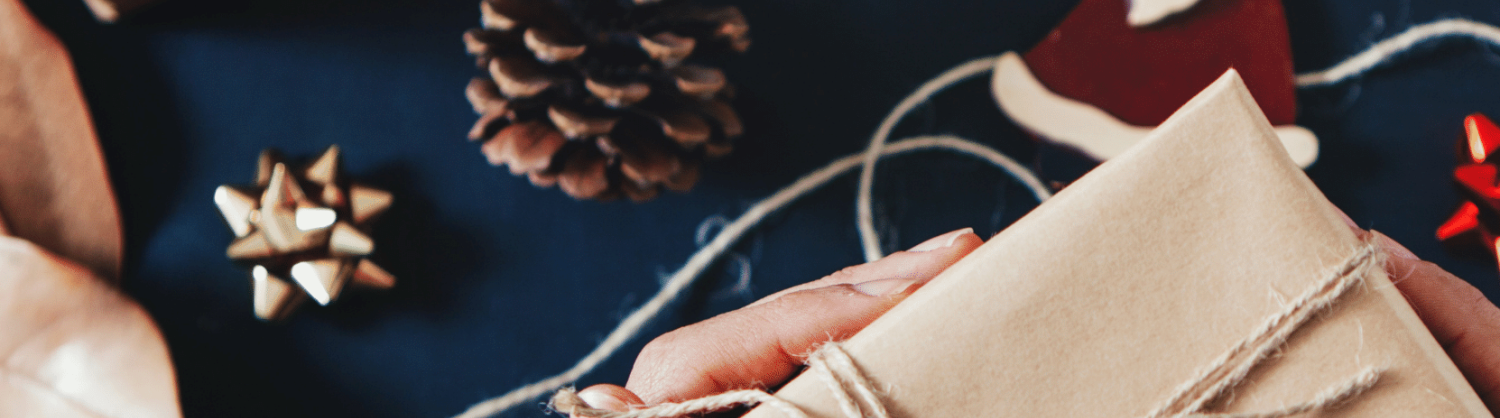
left=745, top=71, right=1490, bottom=417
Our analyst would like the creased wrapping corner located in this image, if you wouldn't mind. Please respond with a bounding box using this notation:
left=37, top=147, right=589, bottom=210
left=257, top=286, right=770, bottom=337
left=747, top=71, right=1492, bottom=418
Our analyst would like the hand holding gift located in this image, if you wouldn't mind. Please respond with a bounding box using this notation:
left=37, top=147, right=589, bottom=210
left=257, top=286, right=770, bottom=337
left=576, top=228, right=985, bottom=410
left=559, top=72, right=1499, bottom=418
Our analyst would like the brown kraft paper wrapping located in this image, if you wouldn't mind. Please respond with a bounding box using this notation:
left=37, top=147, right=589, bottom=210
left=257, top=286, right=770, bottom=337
left=745, top=71, right=1492, bottom=417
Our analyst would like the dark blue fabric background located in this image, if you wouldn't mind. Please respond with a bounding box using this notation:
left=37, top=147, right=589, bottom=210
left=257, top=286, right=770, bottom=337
left=16, top=0, right=1500, bottom=416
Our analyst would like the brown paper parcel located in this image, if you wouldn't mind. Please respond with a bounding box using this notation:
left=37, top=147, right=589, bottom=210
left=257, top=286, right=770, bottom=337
left=745, top=71, right=1492, bottom=417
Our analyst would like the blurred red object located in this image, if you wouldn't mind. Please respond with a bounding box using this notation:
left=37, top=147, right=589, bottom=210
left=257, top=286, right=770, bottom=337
left=1023, top=0, right=1298, bottom=127
left=1438, top=114, right=1500, bottom=267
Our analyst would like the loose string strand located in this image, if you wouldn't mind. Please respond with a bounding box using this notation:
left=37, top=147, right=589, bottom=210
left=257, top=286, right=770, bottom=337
left=854, top=57, right=1008, bottom=263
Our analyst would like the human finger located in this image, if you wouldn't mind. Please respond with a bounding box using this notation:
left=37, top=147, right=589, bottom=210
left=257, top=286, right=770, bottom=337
left=568, top=384, right=643, bottom=416
left=619, top=228, right=982, bottom=405
left=748, top=228, right=980, bottom=308
left=1375, top=231, right=1500, bottom=409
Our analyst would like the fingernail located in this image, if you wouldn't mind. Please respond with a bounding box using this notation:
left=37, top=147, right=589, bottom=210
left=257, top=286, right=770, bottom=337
left=578, top=390, right=627, bottom=412
left=853, top=278, right=919, bottom=296
left=908, top=228, right=974, bottom=252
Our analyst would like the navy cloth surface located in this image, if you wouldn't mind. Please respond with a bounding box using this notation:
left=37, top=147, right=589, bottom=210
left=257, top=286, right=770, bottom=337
left=17, top=0, right=1500, bottom=416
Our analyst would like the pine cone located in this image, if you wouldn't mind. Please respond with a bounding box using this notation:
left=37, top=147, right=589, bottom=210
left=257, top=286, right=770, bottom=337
left=463, top=0, right=749, bottom=201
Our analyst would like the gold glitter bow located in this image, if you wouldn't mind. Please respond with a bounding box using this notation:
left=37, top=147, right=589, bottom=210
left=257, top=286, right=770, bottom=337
left=214, top=146, right=395, bottom=321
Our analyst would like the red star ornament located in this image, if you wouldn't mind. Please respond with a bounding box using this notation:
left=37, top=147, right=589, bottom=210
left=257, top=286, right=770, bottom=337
left=1438, top=113, right=1500, bottom=265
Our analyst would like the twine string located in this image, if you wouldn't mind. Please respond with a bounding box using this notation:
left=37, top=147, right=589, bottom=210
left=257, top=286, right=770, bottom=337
left=547, top=343, right=875, bottom=418
left=1181, top=367, right=1383, bottom=418
left=812, top=345, right=891, bottom=418
left=549, top=387, right=807, bottom=418
left=853, top=57, right=1014, bottom=263
left=811, top=347, right=864, bottom=418
left=553, top=240, right=1387, bottom=418
left=1295, top=18, right=1500, bottom=87
left=1147, top=241, right=1384, bottom=417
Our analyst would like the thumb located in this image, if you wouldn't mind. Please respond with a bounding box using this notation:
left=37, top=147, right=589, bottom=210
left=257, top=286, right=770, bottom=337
left=622, top=228, right=982, bottom=405
left=1375, top=231, right=1500, bottom=409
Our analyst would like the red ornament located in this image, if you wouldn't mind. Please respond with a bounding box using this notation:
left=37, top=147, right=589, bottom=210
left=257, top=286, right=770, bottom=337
left=1023, top=0, right=1299, bottom=127
left=1438, top=113, right=1500, bottom=265
left=992, top=0, right=1317, bottom=168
